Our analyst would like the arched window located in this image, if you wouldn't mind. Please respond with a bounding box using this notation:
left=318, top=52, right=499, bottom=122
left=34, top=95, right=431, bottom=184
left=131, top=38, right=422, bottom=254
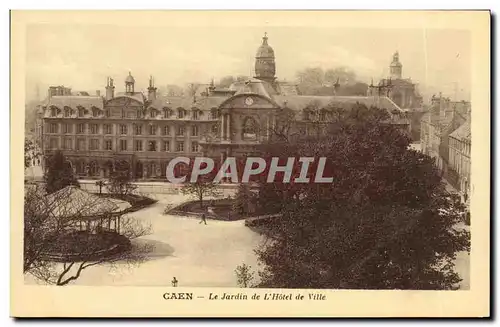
left=64, top=106, right=72, bottom=117
left=191, top=108, right=199, bottom=120
left=50, top=106, right=57, bottom=117
left=177, top=108, right=185, bottom=119
left=163, top=107, right=172, bottom=118
left=242, top=117, right=258, bottom=140
left=150, top=109, right=158, bottom=118
left=78, top=107, right=85, bottom=117
left=210, top=108, right=218, bottom=120
left=92, top=107, right=100, bottom=117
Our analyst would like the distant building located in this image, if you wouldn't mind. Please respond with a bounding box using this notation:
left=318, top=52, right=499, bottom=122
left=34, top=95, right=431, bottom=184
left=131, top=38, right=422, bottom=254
left=368, top=52, right=423, bottom=110
left=39, top=33, right=409, bottom=181
left=420, top=92, right=471, bottom=198
left=48, top=86, right=72, bottom=98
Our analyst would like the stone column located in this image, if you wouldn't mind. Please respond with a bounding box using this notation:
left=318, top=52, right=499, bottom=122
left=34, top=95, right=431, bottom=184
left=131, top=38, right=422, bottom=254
left=221, top=114, right=225, bottom=140
left=227, top=114, right=231, bottom=140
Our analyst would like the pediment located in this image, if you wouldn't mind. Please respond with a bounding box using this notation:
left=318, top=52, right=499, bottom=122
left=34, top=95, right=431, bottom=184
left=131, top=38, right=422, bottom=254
left=106, top=96, right=144, bottom=108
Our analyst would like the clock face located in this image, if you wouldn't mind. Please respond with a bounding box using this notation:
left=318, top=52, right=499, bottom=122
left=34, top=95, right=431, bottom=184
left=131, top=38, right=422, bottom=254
left=245, top=97, right=254, bottom=106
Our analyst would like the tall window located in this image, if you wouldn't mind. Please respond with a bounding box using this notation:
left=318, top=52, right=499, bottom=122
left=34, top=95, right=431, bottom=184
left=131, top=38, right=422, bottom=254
left=148, top=141, right=157, bottom=152
left=105, top=140, right=113, bottom=151
left=242, top=117, right=258, bottom=140
left=76, top=123, right=84, bottom=134
left=210, top=108, right=218, bottom=120
left=191, top=125, right=198, bottom=136
left=135, top=124, right=143, bottom=135
left=76, top=139, right=85, bottom=150
left=78, top=108, right=85, bottom=117
left=49, top=138, right=58, bottom=149
left=136, top=110, right=143, bottom=119
left=104, top=124, right=112, bottom=134
left=120, top=139, right=127, bottom=151
left=149, top=124, right=157, bottom=135
left=135, top=140, right=143, bottom=151
left=151, top=109, right=157, bottom=118
left=90, top=139, right=99, bottom=150
left=191, top=141, right=199, bottom=152
left=92, top=108, right=99, bottom=117
left=63, top=138, right=72, bottom=150
left=177, top=126, right=185, bottom=136
left=162, top=126, right=170, bottom=136
left=49, top=123, right=58, bottom=133
left=176, top=141, right=184, bottom=152
left=163, top=108, right=172, bottom=118
left=120, top=124, right=128, bottom=135
left=62, top=123, right=72, bottom=134
left=89, top=124, right=98, bottom=134
left=178, top=108, right=185, bottom=119
left=162, top=140, right=170, bottom=152
left=192, top=110, right=198, bottom=120
left=50, top=108, right=57, bottom=117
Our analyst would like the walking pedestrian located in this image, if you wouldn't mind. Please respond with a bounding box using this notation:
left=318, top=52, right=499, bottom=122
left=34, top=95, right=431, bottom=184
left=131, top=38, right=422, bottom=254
left=199, top=213, right=207, bottom=225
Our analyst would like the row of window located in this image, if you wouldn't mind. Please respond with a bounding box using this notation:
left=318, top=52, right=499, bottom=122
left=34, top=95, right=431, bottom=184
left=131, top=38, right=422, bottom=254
left=48, top=123, right=217, bottom=136
left=51, top=107, right=219, bottom=120
left=449, top=137, right=471, bottom=155
left=49, top=138, right=200, bottom=153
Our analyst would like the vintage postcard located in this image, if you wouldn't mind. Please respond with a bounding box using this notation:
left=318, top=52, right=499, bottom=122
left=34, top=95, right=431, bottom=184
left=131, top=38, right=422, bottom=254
left=11, top=10, right=490, bottom=317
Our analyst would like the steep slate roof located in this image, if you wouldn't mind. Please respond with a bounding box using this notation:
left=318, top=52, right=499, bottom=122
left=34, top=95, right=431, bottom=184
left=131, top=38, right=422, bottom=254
left=148, top=95, right=228, bottom=110
left=273, top=95, right=402, bottom=113
left=47, top=96, right=104, bottom=110
left=114, top=92, right=146, bottom=104
left=450, top=119, right=471, bottom=142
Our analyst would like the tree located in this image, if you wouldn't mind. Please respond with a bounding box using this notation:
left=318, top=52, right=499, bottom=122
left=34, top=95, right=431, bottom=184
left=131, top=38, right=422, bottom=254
left=106, top=161, right=136, bottom=196
left=233, top=184, right=256, bottom=215
left=24, top=138, right=40, bottom=169
left=95, top=180, right=106, bottom=195
left=218, top=76, right=236, bottom=88
left=24, top=184, right=152, bottom=286
left=255, top=104, right=470, bottom=290
left=235, top=263, right=255, bottom=288
left=324, top=66, right=357, bottom=85
left=165, top=84, right=184, bottom=97
left=181, top=178, right=221, bottom=209
left=44, top=150, right=79, bottom=194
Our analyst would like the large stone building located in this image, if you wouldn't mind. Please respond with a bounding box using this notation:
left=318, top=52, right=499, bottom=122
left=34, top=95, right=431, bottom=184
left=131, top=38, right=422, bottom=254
left=38, top=33, right=409, bottom=181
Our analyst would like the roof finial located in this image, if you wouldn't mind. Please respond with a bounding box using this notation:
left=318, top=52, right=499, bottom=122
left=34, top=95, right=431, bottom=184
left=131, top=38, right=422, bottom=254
left=262, top=32, right=268, bottom=45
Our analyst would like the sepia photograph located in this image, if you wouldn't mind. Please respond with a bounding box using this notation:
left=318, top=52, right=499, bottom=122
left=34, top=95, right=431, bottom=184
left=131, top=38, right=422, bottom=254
left=11, top=10, right=490, bottom=317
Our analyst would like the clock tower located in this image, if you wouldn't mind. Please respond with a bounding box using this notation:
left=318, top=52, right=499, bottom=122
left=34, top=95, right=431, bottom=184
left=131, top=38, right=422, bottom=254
left=254, top=32, right=276, bottom=83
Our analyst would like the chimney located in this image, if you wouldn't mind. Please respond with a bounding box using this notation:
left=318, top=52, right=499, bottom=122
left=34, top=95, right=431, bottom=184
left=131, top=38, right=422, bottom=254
left=438, top=92, right=445, bottom=118
left=105, top=77, right=115, bottom=100
left=147, top=75, right=157, bottom=101
left=96, top=90, right=101, bottom=97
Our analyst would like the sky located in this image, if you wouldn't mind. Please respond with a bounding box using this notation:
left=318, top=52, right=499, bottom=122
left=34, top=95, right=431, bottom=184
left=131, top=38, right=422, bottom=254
left=25, top=24, right=471, bottom=102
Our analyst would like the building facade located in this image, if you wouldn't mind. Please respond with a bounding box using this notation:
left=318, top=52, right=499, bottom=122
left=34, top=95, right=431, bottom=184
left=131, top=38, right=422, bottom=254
left=39, top=34, right=409, bottom=181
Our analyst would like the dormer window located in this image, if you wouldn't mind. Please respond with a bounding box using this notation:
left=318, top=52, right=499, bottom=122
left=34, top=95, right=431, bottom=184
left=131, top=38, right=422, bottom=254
left=50, top=107, right=57, bottom=117
left=64, top=107, right=71, bottom=117
left=78, top=108, right=85, bottom=117
left=210, top=108, right=218, bottom=120
left=92, top=107, right=100, bottom=117
left=177, top=108, right=185, bottom=119
left=163, top=107, right=172, bottom=118
left=151, top=109, right=157, bottom=118
left=192, top=109, right=199, bottom=120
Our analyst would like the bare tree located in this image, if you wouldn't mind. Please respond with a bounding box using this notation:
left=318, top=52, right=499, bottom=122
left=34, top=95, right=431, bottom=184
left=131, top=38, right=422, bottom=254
left=24, top=184, right=153, bottom=286
left=181, top=178, right=221, bottom=209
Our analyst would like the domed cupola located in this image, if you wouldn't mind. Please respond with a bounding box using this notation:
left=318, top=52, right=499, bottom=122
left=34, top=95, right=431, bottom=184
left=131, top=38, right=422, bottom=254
left=125, top=71, right=135, bottom=94
left=254, top=32, right=276, bottom=83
